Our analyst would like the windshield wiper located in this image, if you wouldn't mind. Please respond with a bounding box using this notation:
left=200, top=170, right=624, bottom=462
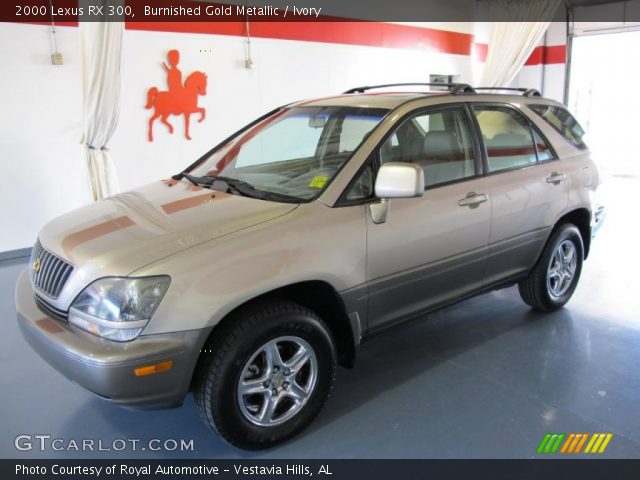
left=210, top=175, right=303, bottom=203
left=245, top=189, right=303, bottom=204
left=205, top=174, right=258, bottom=191
left=182, top=173, right=200, bottom=186
left=182, top=174, right=301, bottom=203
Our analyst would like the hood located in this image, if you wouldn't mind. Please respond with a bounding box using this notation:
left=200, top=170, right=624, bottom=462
left=38, top=180, right=298, bottom=275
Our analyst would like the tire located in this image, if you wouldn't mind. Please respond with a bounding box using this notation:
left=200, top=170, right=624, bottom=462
left=518, top=223, right=584, bottom=312
left=193, top=299, right=336, bottom=450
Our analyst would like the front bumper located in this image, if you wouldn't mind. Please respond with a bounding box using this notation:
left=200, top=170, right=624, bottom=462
left=15, top=269, right=211, bottom=409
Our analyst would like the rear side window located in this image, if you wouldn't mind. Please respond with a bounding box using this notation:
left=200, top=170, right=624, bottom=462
left=529, top=104, right=587, bottom=150
left=473, top=106, right=537, bottom=173
left=533, top=129, right=554, bottom=161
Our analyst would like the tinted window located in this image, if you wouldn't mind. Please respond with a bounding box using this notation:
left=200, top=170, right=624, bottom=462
left=339, top=115, right=382, bottom=152
left=379, top=107, right=476, bottom=188
left=474, top=106, right=537, bottom=173
left=236, top=115, right=322, bottom=167
left=529, top=104, right=587, bottom=150
left=533, top=128, right=554, bottom=161
left=192, top=106, right=387, bottom=201
left=345, top=162, right=374, bottom=201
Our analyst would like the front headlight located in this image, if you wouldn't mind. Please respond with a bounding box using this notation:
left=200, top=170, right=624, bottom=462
left=68, top=276, right=170, bottom=342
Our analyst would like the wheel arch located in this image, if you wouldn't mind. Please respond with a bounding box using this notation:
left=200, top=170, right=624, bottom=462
left=191, top=280, right=356, bottom=392
left=554, top=208, right=591, bottom=259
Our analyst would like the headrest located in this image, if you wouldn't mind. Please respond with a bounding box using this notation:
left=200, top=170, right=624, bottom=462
left=423, top=131, right=461, bottom=158
left=492, top=133, right=528, bottom=146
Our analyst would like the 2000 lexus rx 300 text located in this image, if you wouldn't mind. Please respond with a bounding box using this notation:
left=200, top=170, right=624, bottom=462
left=16, top=84, right=605, bottom=449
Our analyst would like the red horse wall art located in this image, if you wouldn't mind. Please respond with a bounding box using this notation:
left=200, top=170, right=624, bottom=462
left=146, top=49, right=208, bottom=141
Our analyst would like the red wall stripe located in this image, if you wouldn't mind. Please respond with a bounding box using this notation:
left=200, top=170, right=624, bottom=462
left=474, top=43, right=566, bottom=65
left=474, top=43, right=489, bottom=62
left=525, top=45, right=567, bottom=65
left=126, top=21, right=475, bottom=55
left=18, top=20, right=566, bottom=64
left=546, top=45, right=566, bottom=64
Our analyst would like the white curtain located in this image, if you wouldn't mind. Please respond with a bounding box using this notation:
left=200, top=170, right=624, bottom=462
left=479, top=0, right=561, bottom=87
left=79, top=21, right=123, bottom=201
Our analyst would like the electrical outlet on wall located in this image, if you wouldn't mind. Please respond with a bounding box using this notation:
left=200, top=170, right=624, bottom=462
left=51, top=52, right=63, bottom=65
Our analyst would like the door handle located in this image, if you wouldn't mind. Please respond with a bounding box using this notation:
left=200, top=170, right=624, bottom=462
left=546, top=171, right=567, bottom=184
left=458, top=192, right=488, bottom=208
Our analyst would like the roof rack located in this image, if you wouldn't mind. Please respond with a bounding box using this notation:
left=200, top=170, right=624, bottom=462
left=342, top=84, right=543, bottom=98
left=343, top=83, right=476, bottom=96
left=474, top=87, right=541, bottom=97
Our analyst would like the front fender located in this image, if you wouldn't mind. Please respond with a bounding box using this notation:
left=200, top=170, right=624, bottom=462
left=134, top=202, right=367, bottom=335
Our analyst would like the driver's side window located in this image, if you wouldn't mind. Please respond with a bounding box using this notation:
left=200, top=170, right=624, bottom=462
left=345, top=106, right=477, bottom=201
left=381, top=107, right=476, bottom=187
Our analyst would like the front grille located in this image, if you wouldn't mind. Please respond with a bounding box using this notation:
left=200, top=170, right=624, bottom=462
left=31, top=240, right=74, bottom=299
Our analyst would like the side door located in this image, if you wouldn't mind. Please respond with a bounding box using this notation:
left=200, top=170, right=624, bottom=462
left=361, top=104, right=492, bottom=331
left=470, top=104, right=569, bottom=286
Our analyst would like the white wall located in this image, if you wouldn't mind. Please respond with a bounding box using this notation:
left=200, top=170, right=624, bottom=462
left=510, top=22, right=566, bottom=102
left=0, top=22, right=477, bottom=252
left=0, top=23, right=84, bottom=253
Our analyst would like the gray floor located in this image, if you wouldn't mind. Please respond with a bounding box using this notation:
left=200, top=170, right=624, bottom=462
left=1, top=176, right=639, bottom=459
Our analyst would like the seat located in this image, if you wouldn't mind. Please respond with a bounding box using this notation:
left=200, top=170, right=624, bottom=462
left=492, top=132, right=529, bottom=146
left=422, top=131, right=462, bottom=161
left=420, top=131, right=465, bottom=186
left=485, top=133, right=537, bottom=171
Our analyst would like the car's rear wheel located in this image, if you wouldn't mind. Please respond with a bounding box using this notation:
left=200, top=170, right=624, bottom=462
left=518, top=223, right=584, bottom=312
left=194, top=300, right=336, bottom=450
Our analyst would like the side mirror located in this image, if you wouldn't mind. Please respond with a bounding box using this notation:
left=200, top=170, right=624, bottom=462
left=374, top=162, right=424, bottom=198
left=370, top=162, right=424, bottom=224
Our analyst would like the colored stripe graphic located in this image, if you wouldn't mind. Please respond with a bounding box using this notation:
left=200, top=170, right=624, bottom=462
left=585, top=433, right=614, bottom=454
left=574, top=433, right=589, bottom=453
left=598, top=434, right=613, bottom=453
left=560, top=433, right=575, bottom=453
left=537, top=434, right=551, bottom=453
left=540, top=433, right=613, bottom=454
left=584, top=434, right=599, bottom=453
left=550, top=434, right=565, bottom=453
left=537, top=433, right=565, bottom=453
left=564, top=433, right=588, bottom=453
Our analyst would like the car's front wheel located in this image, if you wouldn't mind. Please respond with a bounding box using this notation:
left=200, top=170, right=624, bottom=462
left=194, top=300, right=336, bottom=450
left=518, top=223, right=584, bottom=312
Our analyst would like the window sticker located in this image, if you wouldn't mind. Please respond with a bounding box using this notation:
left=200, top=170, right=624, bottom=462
left=309, top=175, right=329, bottom=189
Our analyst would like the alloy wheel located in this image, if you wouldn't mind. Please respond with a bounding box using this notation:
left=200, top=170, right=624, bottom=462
left=546, top=239, right=578, bottom=299
left=237, top=336, right=318, bottom=427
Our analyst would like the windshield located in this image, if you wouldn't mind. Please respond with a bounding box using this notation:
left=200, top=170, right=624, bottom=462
left=188, top=106, right=388, bottom=201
